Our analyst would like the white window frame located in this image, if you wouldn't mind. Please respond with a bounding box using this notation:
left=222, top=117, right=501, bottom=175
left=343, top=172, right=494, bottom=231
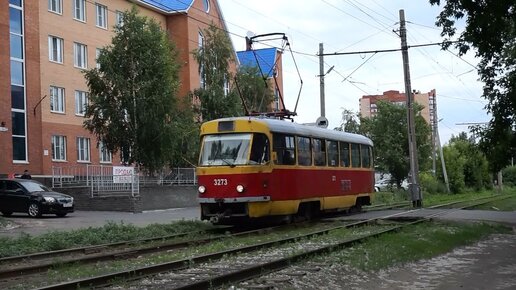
left=116, top=10, right=124, bottom=26
left=73, top=0, right=86, bottom=22
left=76, top=137, right=90, bottom=162
left=48, top=36, right=63, bottom=63
left=95, top=48, right=101, bottom=69
left=95, top=3, right=107, bottom=29
left=75, top=90, right=88, bottom=116
left=50, top=86, right=65, bottom=113
left=99, top=141, right=112, bottom=163
left=48, top=0, right=62, bottom=14
left=51, top=135, right=67, bottom=161
left=223, top=77, right=229, bottom=96
left=74, top=42, right=88, bottom=69
left=198, top=32, right=205, bottom=88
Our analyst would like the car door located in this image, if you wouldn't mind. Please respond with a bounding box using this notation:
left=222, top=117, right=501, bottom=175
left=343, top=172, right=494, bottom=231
left=5, top=180, right=30, bottom=212
left=0, top=180, right=7, bottom=211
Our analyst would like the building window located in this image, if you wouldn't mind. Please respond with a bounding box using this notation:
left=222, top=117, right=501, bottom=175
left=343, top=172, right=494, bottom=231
left=48, top=36, right=63, bottom=63
left=77, top=137, right=90, bottom=162
left=74, top=42, right=87, bottom=69
left=116, top=10, right=124, bottom=26
left=203, top=0, right=210, bottom=12
left=99, top=141, right=112, bottom=163
left=223, top=77, right=229, bottom=96
left=48, top=0, right=62, bottom=14
left=95, top=3, right=107, bottom=28
left=10, top=1, right=26, bottom=162
left=50, top=86, right=65, bottom=113
left=75, top=90, right=88, bottom=116
left=73, top=0, right=86, bottom=21
left=198, top=32, right=205, bottom=88
left=52, top=135, right=67, bottom=161
left=95, top=48, right=101, bottom=69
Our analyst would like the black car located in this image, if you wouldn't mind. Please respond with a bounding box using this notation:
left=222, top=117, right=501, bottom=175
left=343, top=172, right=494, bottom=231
left=0, top=178, right=74, bottom=217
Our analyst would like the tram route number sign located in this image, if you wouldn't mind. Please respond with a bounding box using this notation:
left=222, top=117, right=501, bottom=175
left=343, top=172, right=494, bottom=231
left=113, top=166, right=134, bottom=184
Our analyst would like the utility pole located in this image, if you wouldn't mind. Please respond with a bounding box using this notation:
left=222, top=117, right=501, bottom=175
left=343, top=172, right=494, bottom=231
left=399, top=9, right=422, bottom=207
left=433, top=94, right=450, bottom=192
left=319, top=43, right=326, bottom=118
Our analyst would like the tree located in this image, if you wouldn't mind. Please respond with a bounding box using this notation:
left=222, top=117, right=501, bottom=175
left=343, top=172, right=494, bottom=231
left=192, top=24, right=242, bottom=121
left=360, top=101, right=432, bottom=187
left=334, top=108, right=360, bottom=133
left=83, top=7, right=181, bottom=173
left=429, top=0, right=516, bottom=173
left=234, top=65, right=275, bottom=114
left=438, top=132, right=491, bottom=192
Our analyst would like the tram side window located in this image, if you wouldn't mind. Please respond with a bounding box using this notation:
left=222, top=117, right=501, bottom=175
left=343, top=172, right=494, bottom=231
left=273, top=133, right=296, bottom=165
left=351, top=143, right=361, bottom=168
left=361, top=144, right=371, bottom=168
left=297, top=136, right=312, bottom=166
left=340, top=142, right=350, bottom=167
left=313, top=138, right=327, bottom=166
left=327, top=140, right=339, bottom=167
left=249, top=133, right=270, bottom=164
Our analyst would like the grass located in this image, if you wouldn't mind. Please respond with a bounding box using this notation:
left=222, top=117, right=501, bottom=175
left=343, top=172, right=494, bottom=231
left=0, top=220, right=213, bottom=258
left=314, top=221, right=511, bottom=271
left=372, top=187, right=516, bottom=207
left=472, top=196, right=516, bottom=211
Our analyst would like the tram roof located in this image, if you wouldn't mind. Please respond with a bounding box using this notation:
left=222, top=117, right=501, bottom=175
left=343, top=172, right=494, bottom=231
left=210, top=117, right=373, bottom=146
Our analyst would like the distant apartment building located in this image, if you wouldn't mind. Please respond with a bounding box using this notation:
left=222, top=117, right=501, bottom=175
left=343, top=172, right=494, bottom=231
left=359, top=89, right=436, bottom=125
left=236, top=47, right=284, bottom=112
left=0, top=0, right=231, bottom=176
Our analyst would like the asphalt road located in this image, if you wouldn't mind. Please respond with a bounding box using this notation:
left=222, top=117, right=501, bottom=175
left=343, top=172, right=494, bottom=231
left=0, top=207, right=200, bottom=238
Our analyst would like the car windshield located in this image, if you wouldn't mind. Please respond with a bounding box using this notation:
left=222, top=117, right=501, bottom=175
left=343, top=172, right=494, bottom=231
left=22, top=181, right=50, bottom=193
left=199, top=134, right=252, bottom=166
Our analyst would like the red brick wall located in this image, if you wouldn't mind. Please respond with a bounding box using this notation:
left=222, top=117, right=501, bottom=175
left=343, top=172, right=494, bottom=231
left=0, top=0, right=12, bottom=175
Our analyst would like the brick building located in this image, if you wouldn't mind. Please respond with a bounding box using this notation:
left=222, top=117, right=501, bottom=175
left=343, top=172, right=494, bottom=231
left=359, top=89, right=436, bottom=125
left=0, top=0, right=231, bottom=176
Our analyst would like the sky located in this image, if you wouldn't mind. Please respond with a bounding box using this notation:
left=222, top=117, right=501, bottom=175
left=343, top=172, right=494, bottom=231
left=217, top=0, right=489, bottom=145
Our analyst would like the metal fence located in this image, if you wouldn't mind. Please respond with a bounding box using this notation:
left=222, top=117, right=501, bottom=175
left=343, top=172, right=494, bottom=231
left=139, top=168, right=197, bottom=186
left=52, top=165, right=196, bottom=197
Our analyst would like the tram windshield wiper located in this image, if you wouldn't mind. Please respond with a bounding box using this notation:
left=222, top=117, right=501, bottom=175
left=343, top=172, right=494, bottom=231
left=220, top=158, right=236, bottom=168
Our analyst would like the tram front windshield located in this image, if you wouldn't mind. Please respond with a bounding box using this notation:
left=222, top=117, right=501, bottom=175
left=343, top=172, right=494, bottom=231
left=199, top=133, right=269, bottom=166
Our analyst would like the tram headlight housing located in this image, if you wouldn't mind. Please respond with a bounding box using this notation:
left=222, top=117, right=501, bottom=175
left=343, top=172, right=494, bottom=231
left=236, top=184, right=245, bottom=193
left=198, top=185, right=206, bottom=194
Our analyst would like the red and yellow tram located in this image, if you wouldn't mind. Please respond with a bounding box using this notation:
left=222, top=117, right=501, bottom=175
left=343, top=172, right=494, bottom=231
left=196, top=117, right=374, bottom=224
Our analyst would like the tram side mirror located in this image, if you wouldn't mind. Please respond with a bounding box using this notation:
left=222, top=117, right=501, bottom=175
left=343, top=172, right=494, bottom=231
left=272, top=152, right=277, bottom=163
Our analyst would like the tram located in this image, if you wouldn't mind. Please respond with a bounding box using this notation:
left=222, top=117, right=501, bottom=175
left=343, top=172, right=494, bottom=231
left=196, top=116, right=374, bottom=224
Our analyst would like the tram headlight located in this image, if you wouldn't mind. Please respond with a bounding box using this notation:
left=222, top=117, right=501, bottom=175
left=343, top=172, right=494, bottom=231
left=236, top=184, right=245, bottom=193
left=198, top=185, right=206, bottom=194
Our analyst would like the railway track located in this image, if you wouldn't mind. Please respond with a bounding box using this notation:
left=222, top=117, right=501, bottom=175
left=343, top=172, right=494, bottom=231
left=22, top=194, right=510, bottom=290
left=0, top=200, right=412, bottom=281
left=0, top=194, right=510, bottom=289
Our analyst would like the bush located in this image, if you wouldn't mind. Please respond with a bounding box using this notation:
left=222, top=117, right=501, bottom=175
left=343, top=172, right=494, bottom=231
left=502, top=166, right=516, bottom=187
left=420, top=172, right=448, bottom=194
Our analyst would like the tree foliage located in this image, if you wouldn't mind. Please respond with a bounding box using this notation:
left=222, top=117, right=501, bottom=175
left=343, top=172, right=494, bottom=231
left=360, top=101, right=432, bottom=187
left=83, top=7, right=182, bottom=173
left=437, top=132, right=491, bottom=192
left=192, top=24, right=242, bottom=121
left=335, top=109, right=361, bottom=133
left=429, top=0, right=516, bottom=173
left=234, top=65, right=275, bottom=114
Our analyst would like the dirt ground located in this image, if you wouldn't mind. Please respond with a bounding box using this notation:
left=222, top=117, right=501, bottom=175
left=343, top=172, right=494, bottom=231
left=253, top=228, right=516, bottom=290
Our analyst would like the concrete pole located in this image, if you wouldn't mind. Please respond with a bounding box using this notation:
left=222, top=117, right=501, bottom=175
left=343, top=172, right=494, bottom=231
left=319, top=43, right=325, bottom=118
left=400, top=10, right=422, bottom=207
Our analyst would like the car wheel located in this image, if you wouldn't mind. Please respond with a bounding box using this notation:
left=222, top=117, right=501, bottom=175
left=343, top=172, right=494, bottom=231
left=56, top=213, right=67, bottom=217
left=1, top=211, right=13, bottom=217
left=28, top=203, right=42, bottom=218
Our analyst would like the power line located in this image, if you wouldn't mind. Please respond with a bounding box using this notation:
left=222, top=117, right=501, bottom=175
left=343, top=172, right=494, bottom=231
left=320, top=40, right=461, bottom=56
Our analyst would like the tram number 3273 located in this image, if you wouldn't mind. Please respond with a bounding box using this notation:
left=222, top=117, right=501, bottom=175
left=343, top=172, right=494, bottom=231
left=214, top=179, right=228, bottom=186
